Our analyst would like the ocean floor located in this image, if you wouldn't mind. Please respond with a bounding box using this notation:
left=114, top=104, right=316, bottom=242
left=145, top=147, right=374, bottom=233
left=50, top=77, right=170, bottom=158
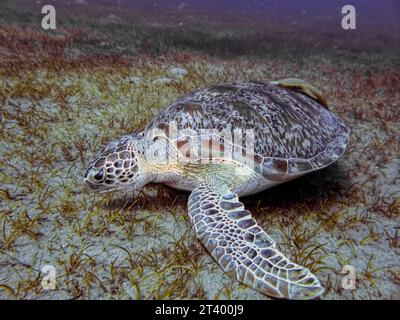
left=0, top=0, right=399, bottom=299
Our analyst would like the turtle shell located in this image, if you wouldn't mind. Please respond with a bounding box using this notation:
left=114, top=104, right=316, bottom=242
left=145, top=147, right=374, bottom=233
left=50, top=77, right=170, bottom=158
left=145, top=81, right=350, bottom=181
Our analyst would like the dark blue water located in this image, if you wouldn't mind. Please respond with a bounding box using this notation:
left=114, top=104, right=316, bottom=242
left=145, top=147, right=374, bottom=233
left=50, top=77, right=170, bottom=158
left=89, top=0, right=400, bottom=25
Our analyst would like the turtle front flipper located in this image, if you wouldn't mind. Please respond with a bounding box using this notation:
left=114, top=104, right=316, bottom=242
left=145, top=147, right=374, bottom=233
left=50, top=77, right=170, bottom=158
left=271, top=78, right=329, bottom=109
left=188, top=182, right=324, bottom=300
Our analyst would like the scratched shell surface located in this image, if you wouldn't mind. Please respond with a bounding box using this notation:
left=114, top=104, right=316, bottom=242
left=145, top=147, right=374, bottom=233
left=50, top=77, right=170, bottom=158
left=145, top=81, right=350, bottom=178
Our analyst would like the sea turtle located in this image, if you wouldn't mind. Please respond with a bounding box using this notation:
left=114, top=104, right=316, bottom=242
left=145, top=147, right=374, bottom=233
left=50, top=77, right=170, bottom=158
left=84, top=78, right=350, bottom=299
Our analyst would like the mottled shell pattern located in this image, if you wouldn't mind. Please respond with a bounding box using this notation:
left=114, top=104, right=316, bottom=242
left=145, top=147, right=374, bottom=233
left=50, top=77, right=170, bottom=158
left=145, top=80, right=350, bottom=180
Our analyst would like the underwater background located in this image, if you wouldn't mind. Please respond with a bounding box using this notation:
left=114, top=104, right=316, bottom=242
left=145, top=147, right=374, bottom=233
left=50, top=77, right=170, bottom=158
left=0, top=0, right=399, bottom=299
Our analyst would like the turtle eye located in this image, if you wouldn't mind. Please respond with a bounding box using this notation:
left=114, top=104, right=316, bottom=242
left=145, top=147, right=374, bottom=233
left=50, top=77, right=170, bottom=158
left=93, top=169, right=104, bottom=181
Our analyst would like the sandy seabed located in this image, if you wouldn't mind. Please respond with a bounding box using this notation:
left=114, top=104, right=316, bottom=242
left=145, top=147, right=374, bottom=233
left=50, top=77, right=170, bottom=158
left=0, top=0, right=399, bottom=299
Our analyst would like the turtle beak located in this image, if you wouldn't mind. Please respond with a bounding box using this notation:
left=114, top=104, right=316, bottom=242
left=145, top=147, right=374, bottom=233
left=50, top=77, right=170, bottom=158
left=84, top=180, right=101, bottom=192
left=84, top=179, right=117, bottom=193
left=84, top=168, right=113, bottom=193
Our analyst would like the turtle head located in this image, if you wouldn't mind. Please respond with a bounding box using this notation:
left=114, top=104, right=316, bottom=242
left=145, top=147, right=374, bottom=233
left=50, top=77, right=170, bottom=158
left=84, top=134, right=148, bottom=193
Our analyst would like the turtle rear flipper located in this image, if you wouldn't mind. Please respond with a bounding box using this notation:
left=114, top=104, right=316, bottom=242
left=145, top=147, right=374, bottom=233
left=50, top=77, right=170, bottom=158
left=188, top=181, right=324, bottom=300
left=271, top=78, right=329, bottom=109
